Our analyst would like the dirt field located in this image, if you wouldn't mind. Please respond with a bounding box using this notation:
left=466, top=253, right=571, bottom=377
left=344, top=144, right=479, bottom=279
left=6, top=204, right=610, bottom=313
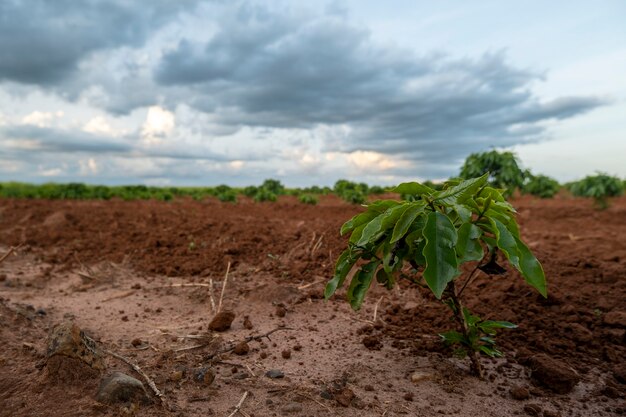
left=0, top=195, right=624, bottom=417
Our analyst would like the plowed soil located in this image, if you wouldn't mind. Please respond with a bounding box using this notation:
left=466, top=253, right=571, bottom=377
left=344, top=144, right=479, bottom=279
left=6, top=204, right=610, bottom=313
left=0, top=195, right=624, bottom=417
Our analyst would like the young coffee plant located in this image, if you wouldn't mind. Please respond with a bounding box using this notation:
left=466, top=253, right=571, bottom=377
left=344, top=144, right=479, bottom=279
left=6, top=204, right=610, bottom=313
left=460, top=150, right=525, bottom=197
left=325, top=174, right=546, bottom=377
left=523, top=174, right=560, bottom=199
left=568, top=173, right=624, bottom=209
left=298, top=194, right=319, bottom=205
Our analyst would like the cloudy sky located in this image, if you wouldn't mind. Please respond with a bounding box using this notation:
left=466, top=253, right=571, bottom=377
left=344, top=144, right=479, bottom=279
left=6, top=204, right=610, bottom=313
left=1, top=0, right=624, bottom=187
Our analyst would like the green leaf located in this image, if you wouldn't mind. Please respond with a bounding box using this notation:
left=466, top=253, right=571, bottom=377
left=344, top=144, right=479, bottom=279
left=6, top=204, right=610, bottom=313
left=349, top=223, right=368, bottom=245
left=479, top=320, right=518, bottom=333
left=422, top=211, right=460, bottom=298
left=392, top=182, right=435, bottom=196
left=366, top=200, right=400, bottom=213
left=491, top=218, right=521, bottom=269
left=439, top=330, right=465, bottom=344
left=346, top=261, right=381, bottom=310
left=357, top=204, right=408, bottom=247
left=515, top=237, right=547, bottom=297
left=433, top=173, right=489, bottom=206
left=390, top=201, right=426, bottom=243
left=324, top=249, right=358, bottom=299
left=456, top=222, right=484, bottom=263
left=341, top=211, right=378, bottom=235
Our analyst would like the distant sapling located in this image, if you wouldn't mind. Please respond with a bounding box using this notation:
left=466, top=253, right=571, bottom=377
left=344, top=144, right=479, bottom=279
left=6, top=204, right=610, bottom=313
left=325, top=174, right=547, bottom=377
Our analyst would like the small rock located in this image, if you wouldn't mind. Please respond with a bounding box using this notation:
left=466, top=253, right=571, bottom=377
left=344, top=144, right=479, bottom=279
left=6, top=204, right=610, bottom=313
left=169, top=370, right=184, bottom=382
left=281, top=349, right=291, bottom=359
left=523, top=403, right=542, bottom=416
left=193, top=367, right=215, bottom=385
left=243, top=316, right=253, bottom=330
left=131, top=338, right=143, bottom=348
left=96, top=371, right=150, bottom=405
left=46, top=321, right=105, bottom=370
left=265, top=369, right=284, bottom=379
left=529, top=354, right=580, bottom=394
left=604, top=311, right=626, bottom=327
left=259, top=351, right=268, bottom=359
left=281, top=402, right=303, bottom=413
left=335, top=388, right=355, bottom=407
left=411, top=371, right=433, bottom=383
left=403, top=392, right=414, bottom=401
left=510, top=386, right=530, bottom=400
left=208, top=311, right=236, bottom=332
left=233, top=342, right=250, bottom=356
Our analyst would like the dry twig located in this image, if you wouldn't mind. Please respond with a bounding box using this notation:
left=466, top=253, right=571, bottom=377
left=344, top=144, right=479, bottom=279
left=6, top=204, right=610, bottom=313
left=226, top=390, right=249, bottom=417
left=0, top=245, right=22, bottom=264
left=208, top=277, right=216, bottom=313
left=372, top=296, right=384, bottom=323
left=295, top=392, right=336, bottom=414
left=104, top=349, right=165, bottom=405
left=102, top=290, right=136, bottom=302
left=217, top=261, right=231, bottom=314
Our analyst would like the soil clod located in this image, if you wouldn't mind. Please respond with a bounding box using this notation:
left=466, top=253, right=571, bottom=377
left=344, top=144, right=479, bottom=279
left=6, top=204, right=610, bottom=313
left=46, top=321, right=105, bottom=372
left=528, top=354, right=580, bottom=394
left=233, top=341, right=250, bottom=355
left=510, top=385, right=530, bottom=400
left=208, top=311, right=235, bottom=332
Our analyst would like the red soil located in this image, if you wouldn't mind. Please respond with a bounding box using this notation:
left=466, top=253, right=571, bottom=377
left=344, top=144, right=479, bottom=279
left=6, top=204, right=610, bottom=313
left=0, top=194, right=624, bottom=416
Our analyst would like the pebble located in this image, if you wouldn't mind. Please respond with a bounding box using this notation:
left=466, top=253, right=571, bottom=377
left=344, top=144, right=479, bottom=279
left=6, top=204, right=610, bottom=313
left=411, top=371, right=433, bottom=383
left=265, top=369, right=284, bottom=379
left=96, top=371, right=150, bottom=404
left=193, top=367, right=215, bottom=385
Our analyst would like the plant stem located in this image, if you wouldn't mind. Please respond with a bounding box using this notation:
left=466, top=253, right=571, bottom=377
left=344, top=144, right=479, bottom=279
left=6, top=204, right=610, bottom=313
left=446, top=280, right=484, bottom=378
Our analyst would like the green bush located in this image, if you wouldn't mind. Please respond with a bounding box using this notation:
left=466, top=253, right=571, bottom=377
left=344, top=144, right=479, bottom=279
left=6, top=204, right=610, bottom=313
left=298, top=194, right=318, bottom=205
left=261, top=179, right=285, bottom=195
left=568, top=173, right=623, bottom=209
left=459, top=150, right=525, bottom=197
left=523, top=174, right=560, bottom=199
left=217, top=190, right=237, bottom=203
left=254, top=189, right=277, bottom=202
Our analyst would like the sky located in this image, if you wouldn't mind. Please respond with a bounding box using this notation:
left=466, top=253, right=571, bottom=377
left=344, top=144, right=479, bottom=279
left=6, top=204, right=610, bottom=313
left=0, top=0, right=624, bottom=187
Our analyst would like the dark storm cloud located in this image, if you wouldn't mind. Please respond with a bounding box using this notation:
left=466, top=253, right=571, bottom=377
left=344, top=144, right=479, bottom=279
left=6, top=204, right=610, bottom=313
left=0, top=0, right=198, bottom=85
left=154, top=4, right=607, bottom=163
left=0, top=125, right=132, bottom=153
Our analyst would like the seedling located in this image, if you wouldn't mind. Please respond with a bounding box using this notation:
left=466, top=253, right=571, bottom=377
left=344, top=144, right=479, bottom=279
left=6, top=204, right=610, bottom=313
left=325, top=174, right=547, bottom=377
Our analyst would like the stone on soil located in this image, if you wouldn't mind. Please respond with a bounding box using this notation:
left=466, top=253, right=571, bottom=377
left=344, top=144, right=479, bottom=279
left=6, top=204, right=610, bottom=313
left=411, top=371, right=433, bottom=383
left=529, top=354, right=580, bottom=394
left=46, top=321, right=105, bottom=370
left=208, top=311, right=236, bottom=332
left=265, top=369, right=284, bottom=379
left=96, top=371, right=150, bottom=404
